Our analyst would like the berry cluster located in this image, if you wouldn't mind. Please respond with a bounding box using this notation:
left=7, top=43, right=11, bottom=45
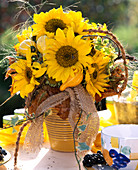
left=83, top=151, right=107, bottom=167
left=0, top=146, right=7, bottom=161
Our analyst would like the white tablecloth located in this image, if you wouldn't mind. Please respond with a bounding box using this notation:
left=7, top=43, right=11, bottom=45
left=1, top=110, right=112, bottom=170
left=1, top=144, right=83, bottom=170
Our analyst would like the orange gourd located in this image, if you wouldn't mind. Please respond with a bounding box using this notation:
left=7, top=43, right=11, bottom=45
left=60, top=71, right=83, bottom=91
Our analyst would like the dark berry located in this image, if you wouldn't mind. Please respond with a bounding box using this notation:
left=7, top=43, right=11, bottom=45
left=93, top=154, right=98, bottom=160
left=91, top=157, right=97, bottom=164
left=83, top=154, right=94, bottom=167
left=85, top=163, right=92, bottom=167
left=89, top=159, right=95, bottom=166
left=82, top=160, right=87, bottom=166
left=97, top=156, right=106, bottom=164
left=0, top=146, right=2, bottom=150
left=84, top=154, right=92, bottom=161
left=83, top=152, right=107, bottom=167
left=97, top=151, right=102, bottom=155
left=97, top=151, right=105, bottom=159
left=83, top=155, right=96, bottom=167
left=83, top=159, right=93, bottom=167
left=2, top=149, right=7, bottom=156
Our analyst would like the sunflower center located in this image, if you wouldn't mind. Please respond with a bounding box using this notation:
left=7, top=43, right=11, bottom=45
left=26, top=67, right=32, bottom=82
left=56, top=45, right=78, bottom=68
left=45, top=19, right=66, bottom=33
left=92, top=70, right=98, bottom=79
left=75, top=32, right=79, bottom=36
left=91, top=63, right=99, bottom=70
left=48, top=77, right=58, bottom=85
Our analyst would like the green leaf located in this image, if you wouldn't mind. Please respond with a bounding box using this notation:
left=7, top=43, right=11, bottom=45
left=95, top=45, right=102, bottom=51
left=77, top=142, right=90, bottom=151
left=78, top=132, right=81, bottom=137
left=103, top=39, right=109, bottom=45
left=25, top=109, right=30, bottom=119
left=45, top=109, right=52, bottom=117
left=104, top=47, right=110, bottom=55
left=97, top=37, right=102, bottom=44
left=25, top=110, right=28, bottom=115
left=78, top=125, right=87, bottom=131
left=32, top=112, right=35, bottom=118
left=11, top=115, right=19, bottom=127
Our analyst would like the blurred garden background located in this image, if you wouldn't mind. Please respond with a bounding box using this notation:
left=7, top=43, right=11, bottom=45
left=0, top=0, right=138, bottom=126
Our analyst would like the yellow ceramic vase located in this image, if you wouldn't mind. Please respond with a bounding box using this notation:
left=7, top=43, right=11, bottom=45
left=45, top=112, right=75, bottom=152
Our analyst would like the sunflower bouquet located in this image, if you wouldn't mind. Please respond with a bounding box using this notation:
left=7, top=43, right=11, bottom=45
left=3, top=6, right=128, bottom=169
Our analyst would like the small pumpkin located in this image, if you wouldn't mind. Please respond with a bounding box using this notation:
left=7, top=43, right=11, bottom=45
left=18, top=39, right=36, bottom=56
left=37, top=35, right=47, bottom=54
left=60, top=71, right=83, bottom=91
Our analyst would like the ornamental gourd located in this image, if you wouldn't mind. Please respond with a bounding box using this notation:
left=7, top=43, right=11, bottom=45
left=36, top=35, right=47, bottom=54
left=18, top=39, right=36, bottom=56
left=60, top=71, right=83, bottom=91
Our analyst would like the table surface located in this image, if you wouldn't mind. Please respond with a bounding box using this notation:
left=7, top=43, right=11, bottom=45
left=1, top=143, right=81, bottom=170
left=1, top=145, right=113, bottom=170
left=0, top=110, right=115, bottom=170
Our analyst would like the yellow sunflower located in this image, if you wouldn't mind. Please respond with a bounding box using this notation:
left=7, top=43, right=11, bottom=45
left=9, top=53, right=46, bottom=98
left=32, top=6, right=72, bottom=39
left=14, top=27, right=33, bottom=52
left=68, top=11, right=92, bottom=36
left=85, top=51, right=110, bottom=97
left=90, top=50, right=110, bottom=71
left=85, top=65, right=109, bottom=97
left=44, top=28, right=92, bottom=83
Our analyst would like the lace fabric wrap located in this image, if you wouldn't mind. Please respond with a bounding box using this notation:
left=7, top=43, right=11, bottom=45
left=24, top=115, right=44, bottom=152
left=23, top=84, right=99, bottom=158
